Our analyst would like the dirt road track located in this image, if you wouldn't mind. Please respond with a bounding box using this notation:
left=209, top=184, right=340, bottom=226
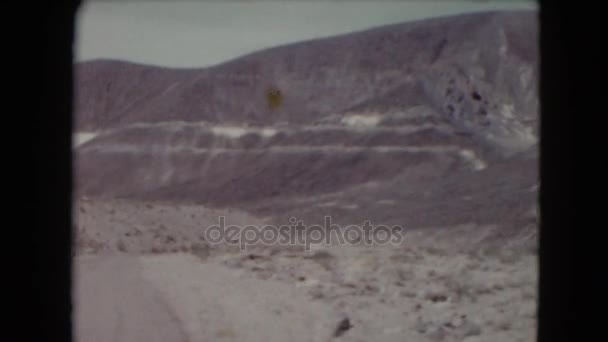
left=73, top=255, right=189, bottom=342
left=73, top=253, right=339, bottom=342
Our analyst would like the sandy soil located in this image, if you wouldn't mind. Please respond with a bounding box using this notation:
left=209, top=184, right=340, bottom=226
left=73, top=199, right=537, bottom=342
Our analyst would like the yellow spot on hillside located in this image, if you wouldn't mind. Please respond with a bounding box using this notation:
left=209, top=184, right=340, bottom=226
left=266, top=87, right=283, bottom=110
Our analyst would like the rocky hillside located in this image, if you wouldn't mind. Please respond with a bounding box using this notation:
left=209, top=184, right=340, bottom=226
left=74, top=10, right=539, bottom=234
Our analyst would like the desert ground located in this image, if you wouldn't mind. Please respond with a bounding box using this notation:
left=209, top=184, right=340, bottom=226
left=73, top=199, right=537, bottom=342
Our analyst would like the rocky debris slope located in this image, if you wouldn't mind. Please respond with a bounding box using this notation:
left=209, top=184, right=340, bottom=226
left=74, top=11, right=539, bottom=235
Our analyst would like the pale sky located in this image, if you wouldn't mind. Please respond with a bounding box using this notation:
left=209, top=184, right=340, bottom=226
left=76, top=1, right=537, bottom=68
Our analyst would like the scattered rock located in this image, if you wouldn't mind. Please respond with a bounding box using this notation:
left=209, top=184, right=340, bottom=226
left=461, top=320, right=482, bottom=337
left=426, top=293, right=448, bottom=303
left=427, top=326, right=447, bottom=341
left=414, top=318, right=427, bottom=334
left=333, top=317, right=353, bottom=338
left=116, top=239, right=127, bottom=252
left=451, top=314, right=466, bottom=328
left=191, top=243, right=210, bottom=261
left=401, top=290, right=417, bottom=298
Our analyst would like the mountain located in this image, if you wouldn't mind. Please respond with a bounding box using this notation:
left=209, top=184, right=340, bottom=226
left=74, top=10, right=539, bottom=234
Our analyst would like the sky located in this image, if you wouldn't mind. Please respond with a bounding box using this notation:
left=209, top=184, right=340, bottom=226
left=76, top=1, right=537, bottom=68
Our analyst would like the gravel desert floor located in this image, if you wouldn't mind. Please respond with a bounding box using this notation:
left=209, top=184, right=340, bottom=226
left=73, top=199, right=537, bottom=342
